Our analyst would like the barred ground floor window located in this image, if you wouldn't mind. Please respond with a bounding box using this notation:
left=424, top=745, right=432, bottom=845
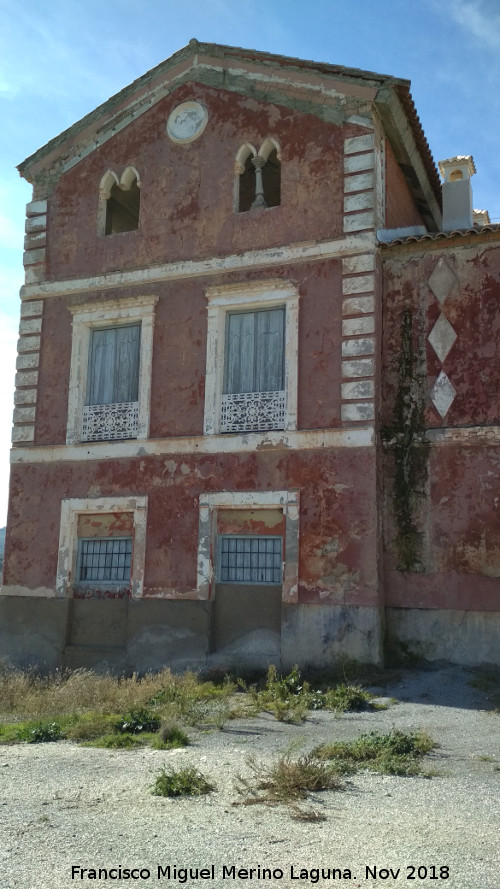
left=56, top=496, right=148, bottom=599
left=77, top=537, right=132, bottom=586
left=218, top=535, right=282, bottom=584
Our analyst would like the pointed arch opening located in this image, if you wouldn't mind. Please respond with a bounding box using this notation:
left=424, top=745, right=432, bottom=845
left=234, top=139, right=281, bottom=213
left=260, top=141, right=281, bottom=208
left=105, top=174, right=140, bottom=234
left=235, top=143, right=257, bottom=213
left=98, top=167, right=141, bottom=236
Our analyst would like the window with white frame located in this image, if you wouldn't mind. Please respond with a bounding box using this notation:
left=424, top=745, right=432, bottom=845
left=204, top=281, right=299, bottom=436
left=66, top=296, right=157, bottom=445
left=218, top=535, right=282, bottom=584
left=222, top=306, right=285, bottom=433
left=197, top=490, right=299, bottom=602
left=56, top=496, right=148, bottom=598
left=83, top=323, right=141, bottom=441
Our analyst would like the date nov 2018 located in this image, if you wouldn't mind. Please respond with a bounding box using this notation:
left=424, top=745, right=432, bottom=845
left=365, top=865, right=450, bottom=880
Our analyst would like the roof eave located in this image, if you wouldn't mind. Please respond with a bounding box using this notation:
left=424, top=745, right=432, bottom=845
left=375, top=84, right=442, bottom=231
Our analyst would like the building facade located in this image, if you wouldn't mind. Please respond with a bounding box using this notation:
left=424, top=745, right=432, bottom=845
left=1, top=42, right=498, bottom=672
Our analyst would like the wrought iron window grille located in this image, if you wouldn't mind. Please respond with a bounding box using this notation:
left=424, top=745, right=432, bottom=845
left=77, top=537, right=132, bottom=585
left=218, top=535, right=283, bottom=584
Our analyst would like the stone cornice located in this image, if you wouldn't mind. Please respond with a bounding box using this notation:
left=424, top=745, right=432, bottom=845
left=20, top=233, right=376, bottom=301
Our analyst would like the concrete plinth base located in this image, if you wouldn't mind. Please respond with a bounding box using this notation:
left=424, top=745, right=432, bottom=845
left=2, top=592, right=497, bottom=674
left=0, top=596, right=68, bottom=672
left=386, top=607, right=500, bottom=666
left=63, top=644, right=127, bottom=673
left=281, top=603, right=384, bottom=670
left=126, top=599, right=209, bottom=673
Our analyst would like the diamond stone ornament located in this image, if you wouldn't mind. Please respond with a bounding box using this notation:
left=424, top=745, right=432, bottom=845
left=430, top=371, right=456, bottom=419
left=428, top=314, right=457, bottom=363
left=428, top=258, right=456, bottom=304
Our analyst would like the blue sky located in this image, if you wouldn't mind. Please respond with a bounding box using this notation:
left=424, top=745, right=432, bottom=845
left=1, top=0, right=499, bottom=525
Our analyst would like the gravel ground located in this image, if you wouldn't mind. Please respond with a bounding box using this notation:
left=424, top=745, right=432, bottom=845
left=1, top=664, right=499, bottom=889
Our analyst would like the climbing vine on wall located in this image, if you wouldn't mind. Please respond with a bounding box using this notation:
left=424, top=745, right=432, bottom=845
left=383, top=307, right=429, bottom=572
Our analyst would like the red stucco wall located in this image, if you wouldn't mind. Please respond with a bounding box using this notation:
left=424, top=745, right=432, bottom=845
left=382, top=236, right=500, bottom=611
left=46, top=84, right=350, bottom=280
left=382, top=239, right=500, bottom=429
left=385, top=140, right=426, bottom=230
left=33, top=258, right=345, bottom=445
left=5, top=447, right=378, bottom=606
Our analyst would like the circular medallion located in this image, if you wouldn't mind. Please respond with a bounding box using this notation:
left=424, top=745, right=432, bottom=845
left=167, top=101, right=208, bottom=144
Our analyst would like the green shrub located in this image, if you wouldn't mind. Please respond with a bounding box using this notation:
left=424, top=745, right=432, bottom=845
left=251, top=665, right=310, bottom=722
left=251, top=666, right=372, bottom=721
left=324, top=682, right=372, bottom=713
left=313, top=729, right=435, bottom=777
left=15, top=721, right=64, bottom=743
left=152, top=721, right=189, bottom=749
left=151, top=766, right=215, bottom=797
left=263, top=664, right=302, bottom=700
left=115, top=708, right=160, bottom=734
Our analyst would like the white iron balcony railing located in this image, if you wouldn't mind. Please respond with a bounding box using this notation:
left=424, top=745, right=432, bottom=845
left=82, top=401, right=139, bottom=441
left=220, top=389, right=286, bottom=433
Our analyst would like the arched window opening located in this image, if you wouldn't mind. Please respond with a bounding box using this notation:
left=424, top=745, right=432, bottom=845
left=238, top=152, right=256, bottom=213
left=262, top=148, right=281, bottom=207
left=235, top=139, right=281, bottom=213
left=105, top=176, right=140, bottom=235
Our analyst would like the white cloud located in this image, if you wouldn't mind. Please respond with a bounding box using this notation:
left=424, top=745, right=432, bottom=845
left=446, top=0, right=500, bottom=51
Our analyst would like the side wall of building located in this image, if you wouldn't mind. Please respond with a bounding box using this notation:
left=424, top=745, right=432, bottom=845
left=381, top=236, right=500, bottom=663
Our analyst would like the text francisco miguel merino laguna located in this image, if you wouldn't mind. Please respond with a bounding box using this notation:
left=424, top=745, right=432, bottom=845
left=70, top=864, right=360, bottom=882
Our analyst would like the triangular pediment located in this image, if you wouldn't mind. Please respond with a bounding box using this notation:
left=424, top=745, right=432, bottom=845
left=18, top=40, right=441, bottom=227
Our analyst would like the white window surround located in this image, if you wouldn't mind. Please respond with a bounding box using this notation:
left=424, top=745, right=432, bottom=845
left=66, top=295, right=157, bottom=445
left=197, top=490, right=300, bottom=603
left=56, top=495, right=148, bottom=599
left=204, top=280, right=299, bottom=436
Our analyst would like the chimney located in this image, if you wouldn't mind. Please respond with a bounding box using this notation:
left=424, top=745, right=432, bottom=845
left=438, top=155, right=476, bottom=231
left=473, top=208, right=490, bottom=227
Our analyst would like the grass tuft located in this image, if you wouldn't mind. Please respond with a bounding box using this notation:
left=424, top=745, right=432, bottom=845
left=235, top=751, right=342, bottom=807
left=0, top=666, right=237, bottom=745
left=313, top=729, right=436, bottom=777
left=83, top=732, right=142, bottom=749
left=323, top=682, right=372, bottom=713
left=151, top=766, right=215, bottom=797
left=248, top=665, right=373, bottom=723
left=152, top=721, right=189, bottom=750
left=0, top=666, right=235, bottom=721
